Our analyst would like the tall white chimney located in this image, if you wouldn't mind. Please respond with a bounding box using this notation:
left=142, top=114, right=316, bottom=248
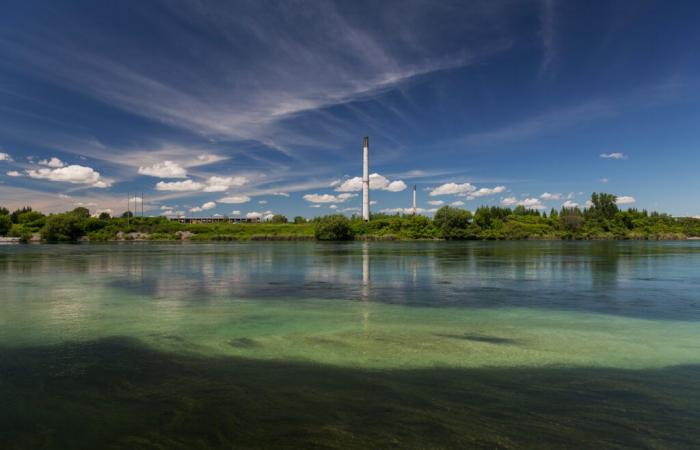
left=362, top=136, right=370, bottom=221
left=412, top=185, right=417, bottom=215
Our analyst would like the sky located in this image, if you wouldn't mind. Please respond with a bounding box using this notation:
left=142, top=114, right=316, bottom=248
left=1, top=0, right=699, bottom=219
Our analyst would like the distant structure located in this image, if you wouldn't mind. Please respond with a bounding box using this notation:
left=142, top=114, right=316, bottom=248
left=412, top=185, right=417, bottom=215
left=362, top=136, right=370, bottom=221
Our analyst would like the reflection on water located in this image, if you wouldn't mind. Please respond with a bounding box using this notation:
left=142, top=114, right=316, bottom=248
left=2, top=241, right=699, bottom=319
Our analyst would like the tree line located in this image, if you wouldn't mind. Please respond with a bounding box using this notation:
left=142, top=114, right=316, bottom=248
left=1, top=193, right=699, bottom=242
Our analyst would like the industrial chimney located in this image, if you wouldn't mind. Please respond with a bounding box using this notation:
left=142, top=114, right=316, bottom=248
left=362, top=136, right=370, bottom=221
left=413, top=185, right=417, bottom=215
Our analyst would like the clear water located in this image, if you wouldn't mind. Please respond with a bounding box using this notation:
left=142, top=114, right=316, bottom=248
left=1, top=242, right=699, bottom=448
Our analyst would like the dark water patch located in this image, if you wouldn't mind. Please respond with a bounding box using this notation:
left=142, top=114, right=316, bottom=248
left=0, top=338, right=699, bottom=449
left=228, top=337, right=260, bottom=348
left=434, top=333, right=520, bottom=345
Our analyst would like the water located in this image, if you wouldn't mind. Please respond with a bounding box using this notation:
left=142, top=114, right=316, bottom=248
left=1, top=241, right=699, bottom=448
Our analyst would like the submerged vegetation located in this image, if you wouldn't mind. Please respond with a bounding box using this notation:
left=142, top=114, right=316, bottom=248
left=1, top=193, right=699, bottom=242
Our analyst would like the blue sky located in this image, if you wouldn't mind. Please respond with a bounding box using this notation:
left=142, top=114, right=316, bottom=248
left=1, top=0, right=699, bottom=218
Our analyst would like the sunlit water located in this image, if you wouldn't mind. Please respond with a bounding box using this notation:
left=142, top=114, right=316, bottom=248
left=1, top=241, right=699, bottom=448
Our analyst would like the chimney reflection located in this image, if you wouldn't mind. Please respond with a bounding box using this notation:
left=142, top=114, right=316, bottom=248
left=361, top=242, right=370, bottom=335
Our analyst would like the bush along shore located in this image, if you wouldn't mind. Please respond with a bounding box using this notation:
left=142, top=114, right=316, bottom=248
left=1, top=193, right=699, bottom=243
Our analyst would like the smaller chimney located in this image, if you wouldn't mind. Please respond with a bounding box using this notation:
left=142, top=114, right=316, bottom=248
left=412, top=185, right=417, bottom=215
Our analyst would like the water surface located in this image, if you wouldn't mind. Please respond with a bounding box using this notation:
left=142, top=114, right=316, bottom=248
left=1, top=242, right=699, bottom=448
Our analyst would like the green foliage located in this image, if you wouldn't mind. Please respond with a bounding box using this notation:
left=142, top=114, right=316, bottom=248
left=293, top=216, right=307, bottom=224
left=0, top=206, right=9, bottom=216
left=314, top=215, right=354, bottom=241
left=587, top=192, right=619, bottom=221
left=99, top=212, right=111, bottom=220
left=433, top=206, right=473, bottom=239
left=71, top=207, right=91, bottom=219
left=0, top=214, right=11, bottom=236
left=270, top=214, right=288, bottom=224
left=42, top=213, right=86, bottom=242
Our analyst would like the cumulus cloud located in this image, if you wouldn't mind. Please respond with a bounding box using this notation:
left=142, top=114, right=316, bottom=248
left=258, top=200, right=268, bottom=204
left=6, top=170, right=21, bottom=177
left=138, top=160, right=188, bottom=178
left=0, top=152, right=12, bottom=161
left=189, top=201, right=216, bottom=212
left=272, top=192, right=289, bottom=197
left=329, top=204, right=337, bottom=209
left=451, top=200, right=465, bottom=206
left=467, top=186, right=507, bottom=198
left=231, top=210, right=241, bottom=216
left=309, top=204, right=321, bottom=208
left=155, top=179, right=204, bottom=191
left=540, top=192, right=562, bottom=200
left=562, top=200, right=579, bottom=208
left=615, top=195, right=636, bottom=205
left=334, top=173, right=407, bottom=192
left=26, top=164, right=111, bottom=188
left=429, top=182, right=475, bottom=196
left=600, top=152, right=627, bottom=160
left=502, top=196, right=545, bottom=209
left=303, top=193, right=356, bottom=203
left=428, top=200, right=444, bottom=206
left=217, top=195, right=251, bottom=204
left=381, top=207, right=438, bottom=215
left=161, top=209, right=185, bottom=217
left=203, top=175, right=248, bottom=192
left=39, top=157, right=65, bottom=168
left=246, top=212, right=262, bottom=219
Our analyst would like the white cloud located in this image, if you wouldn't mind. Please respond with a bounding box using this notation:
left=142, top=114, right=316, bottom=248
left=138, top=160, right=187, bottom=178
left=272, top=192, right=289, bottom=197
left=203, top=175, right=248, bottom=192
left=246, top=211, right=271, bottom=220
left=329, top=204, right=337, bottom=209
left=334, top=173, right=407, bottom=192
left=6, top=170, right=21, bottom=177
left=161, top=209, right=185, bottom=217
left=540, top=192, right=562, bottom=200
left=428, top=200, right=444, bottom=206
left=616, top=195, right=636, bottom=205
left=155, top=179, right=204, bottom=191
left=303, top=193, right=356, bottom=203
left=190, top=201, right=216, bottom=212
left=218, top=195, right=251, bottom=204
left=600, top=152, right=627, bottom=160
left=129, top=196, right=143, bottom=204
left=196, top=154, right=223, bottom=165
left=562, top=200, right=579, bottom=208
left=599, top=178, right=609, bottom=183
left=381, top=207, right=438, bottom=215
left=92, top=208, right=113, bottom=217
left=370, top=200, right=378, bottom=205
left=39, top=157, right=65, bottom=168
left=231, top=210, right=241, bottom=216
left=502, top=196, right=545, bottom=209
left=429, top=182, right=475, bottom=196
left=0, top=152, right=12, bottom=161
left=26, top=164, right=111, bottom=188
left=258, top=200, right=268, bottom=204
left=309, top=204, right=321, bottom=208
left=451, top=200, right=465, bottom=206
left=467, top=185, right=507, bottom=198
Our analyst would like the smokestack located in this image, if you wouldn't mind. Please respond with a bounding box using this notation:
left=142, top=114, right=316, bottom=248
left=362, top=136, right=370, bottom=221
left=412, top=185, right=417, bottom=215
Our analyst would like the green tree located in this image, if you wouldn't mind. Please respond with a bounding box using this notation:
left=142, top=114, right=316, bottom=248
left=41, top=214, right=86, bottom=242
left=122, top=211, right=134, bottom=218
left=433, top=206, right=473, bottom=239
left=0, top=206, right=9, bottom=216
left=293, top=216, right=306, bottom=224
left=71, top=207, right=91, bottom=219
left=270, top=214, right=288, bottom=224
left=314, top=215, right=354, bottom=240
left=0, top=214, right=11, bottom=236
left=98, top=212, right=111, bottom=220
left=588, top=192, right=619, bottom=220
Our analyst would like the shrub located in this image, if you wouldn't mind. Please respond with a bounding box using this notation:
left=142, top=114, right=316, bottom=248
left=41, top=214, right=85, bottom=242
left=314, top=215, right=354, bottom=240
left=0, top=214, right=11, bottom=236
left=433, top=206, right=473, bottom=240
